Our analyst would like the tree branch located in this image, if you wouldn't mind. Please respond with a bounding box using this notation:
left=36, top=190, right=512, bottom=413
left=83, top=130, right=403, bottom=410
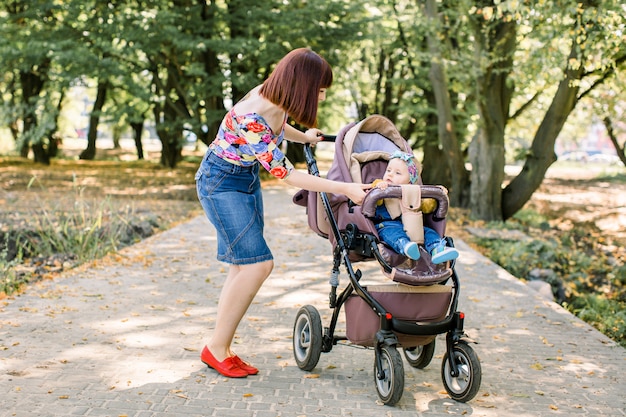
left=602, top=116, right=626, bottom=167
left=509, top=90, right=541, bottom=121
left=577, top=53, right=626, bottom=101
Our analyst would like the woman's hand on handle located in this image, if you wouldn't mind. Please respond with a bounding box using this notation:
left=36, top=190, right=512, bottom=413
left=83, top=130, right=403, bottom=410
left=343, top=182, right=372, bottom=206
left=283, top=170, right=372, bottom=205
left=303, top=128, right=324, bottom=146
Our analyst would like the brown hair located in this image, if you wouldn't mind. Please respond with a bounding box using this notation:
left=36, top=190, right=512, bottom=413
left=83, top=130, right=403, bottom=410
left=259, top=48, right=333, bottom=128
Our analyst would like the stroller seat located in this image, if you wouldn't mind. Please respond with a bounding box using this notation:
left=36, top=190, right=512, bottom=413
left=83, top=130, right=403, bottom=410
left=361, top=184, right=453, bottom=285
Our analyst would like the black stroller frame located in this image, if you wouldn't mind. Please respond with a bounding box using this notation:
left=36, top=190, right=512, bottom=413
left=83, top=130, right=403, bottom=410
left=292, top=127, right=481, bottom=406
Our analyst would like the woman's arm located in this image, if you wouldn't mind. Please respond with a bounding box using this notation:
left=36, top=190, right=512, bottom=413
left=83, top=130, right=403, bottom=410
left=283, top=170, right=370, bottom=205
left=284, top=124, right=324, bottom=145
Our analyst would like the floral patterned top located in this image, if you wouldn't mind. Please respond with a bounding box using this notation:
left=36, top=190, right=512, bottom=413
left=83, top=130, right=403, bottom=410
left=208, top=108, right=294, bottom=179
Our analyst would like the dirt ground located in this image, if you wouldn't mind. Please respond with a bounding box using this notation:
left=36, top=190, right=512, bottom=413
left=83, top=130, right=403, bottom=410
left=517, top=165, right=626, bottom=246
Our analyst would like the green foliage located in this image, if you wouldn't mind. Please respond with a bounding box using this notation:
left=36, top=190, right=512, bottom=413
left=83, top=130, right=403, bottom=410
left=569, top=295, right=626, bottom=348
left=474, top=208, right=626, bottom=347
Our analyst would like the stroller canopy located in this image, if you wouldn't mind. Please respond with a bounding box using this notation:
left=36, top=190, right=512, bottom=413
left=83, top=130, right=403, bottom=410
left=332, top=115, right=418, bottom=184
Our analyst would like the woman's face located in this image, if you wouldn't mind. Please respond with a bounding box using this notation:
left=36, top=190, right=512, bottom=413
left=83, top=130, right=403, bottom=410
left=383, top=158, right=411, bottom=185
left=318, top=88, right=327, bottom=102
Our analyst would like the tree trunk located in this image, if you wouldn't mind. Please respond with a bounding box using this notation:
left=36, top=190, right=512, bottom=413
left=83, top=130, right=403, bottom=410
left=80, top=80, right=108, bottom=160
left=423, top=0, right=470, bottom=207
left=501, top=42, right=586, bottom=220
left=468, top=11, right=516, bottom=221
left=31, top=142, right=50, bottom=165
left=468, top=129, right=505, bottom=220
left=199, top=1, right=225, bottom=146
left=112, top=124, right=122, bottom=149
left=602, top=116, right=626, bottom=167
left=420, top=87, right=451, bottom=187
left=45, top=90, right=65, bottom=159
left=18, top=68, right=48, bottom=161
left=130, top=120, right=145, bottom=160
left=154, top=101, right=182, bottom=168
left=158, top=127, right=182, bottom=168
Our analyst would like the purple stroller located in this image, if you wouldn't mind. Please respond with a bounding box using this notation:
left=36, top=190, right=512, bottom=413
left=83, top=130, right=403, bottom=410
left=292, top=115, right=481, bottom=405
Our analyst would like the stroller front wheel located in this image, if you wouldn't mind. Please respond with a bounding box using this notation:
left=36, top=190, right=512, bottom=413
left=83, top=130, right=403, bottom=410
left=374, top=345, right=405, bottom=406
left=293, top=305, right=323, bottom=371
left=441, top=341, right=482, bottom=402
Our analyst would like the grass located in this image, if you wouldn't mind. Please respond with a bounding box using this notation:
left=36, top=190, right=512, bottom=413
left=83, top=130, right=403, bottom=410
left=0, top=188, right=152, bottom=295
left=0, top=155, right=201, bottom=297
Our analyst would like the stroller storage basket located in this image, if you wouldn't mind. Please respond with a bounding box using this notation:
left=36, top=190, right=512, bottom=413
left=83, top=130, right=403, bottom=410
left=344, top=283, right=452, bottom=347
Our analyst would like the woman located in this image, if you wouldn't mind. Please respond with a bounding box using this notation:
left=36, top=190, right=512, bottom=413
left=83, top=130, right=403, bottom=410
left=195, top=48, right=370, bottom=378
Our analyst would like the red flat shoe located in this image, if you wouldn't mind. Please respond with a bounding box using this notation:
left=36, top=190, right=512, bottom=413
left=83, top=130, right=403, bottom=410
left=231, top=355, right=258, bottom=375
left=201, top=346, right=247, bottom=378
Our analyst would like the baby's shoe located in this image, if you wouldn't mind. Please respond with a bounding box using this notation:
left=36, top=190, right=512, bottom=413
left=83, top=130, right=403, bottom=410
left=403, top=242, right=420, bottom=260
left=431, top=245, right=459, bottom=264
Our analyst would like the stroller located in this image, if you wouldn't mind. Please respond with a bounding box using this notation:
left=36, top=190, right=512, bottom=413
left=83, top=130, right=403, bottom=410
left=291, top=115, right=481, bottom=405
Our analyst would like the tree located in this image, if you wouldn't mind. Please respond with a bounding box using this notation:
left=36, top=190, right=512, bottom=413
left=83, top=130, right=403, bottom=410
left=0, top=1, right=77, bottom=164
left=501, top=0, right=626, bottom=220
left=423, top=0, right=471, bottom=206
left=410, top=0, right=625, bottom=221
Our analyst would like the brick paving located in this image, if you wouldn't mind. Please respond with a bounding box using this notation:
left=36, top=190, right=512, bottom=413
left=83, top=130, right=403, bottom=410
left=1, top=186, right=624, bottom=417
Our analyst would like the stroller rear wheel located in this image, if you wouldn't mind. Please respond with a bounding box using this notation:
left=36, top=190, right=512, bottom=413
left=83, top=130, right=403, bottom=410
left=374, top=345, right=404, bottom=406
left=293, top=305, right=323, bottom=371
left=441, top=341, right=481, bottom=402
left=403, top=339, right=436, bottom=369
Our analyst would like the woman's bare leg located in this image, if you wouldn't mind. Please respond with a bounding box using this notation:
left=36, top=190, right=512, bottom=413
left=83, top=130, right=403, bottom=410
left=207, top=260, right=273, bottom=361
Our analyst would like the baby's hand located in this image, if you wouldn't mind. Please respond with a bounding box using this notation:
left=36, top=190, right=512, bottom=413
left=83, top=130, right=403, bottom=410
left=371, top=179, right=388, bottom=190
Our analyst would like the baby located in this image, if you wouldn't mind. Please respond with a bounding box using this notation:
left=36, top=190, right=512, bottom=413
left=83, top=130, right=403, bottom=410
left=371, top=151, right=459, bottom=264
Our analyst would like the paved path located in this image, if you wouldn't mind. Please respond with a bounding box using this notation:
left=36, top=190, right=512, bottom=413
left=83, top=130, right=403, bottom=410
left=1, top=186, right=624, bottom=417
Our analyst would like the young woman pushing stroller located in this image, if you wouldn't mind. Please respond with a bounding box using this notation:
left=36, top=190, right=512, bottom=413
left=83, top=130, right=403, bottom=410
left=195, top=48, right=370, bottom=378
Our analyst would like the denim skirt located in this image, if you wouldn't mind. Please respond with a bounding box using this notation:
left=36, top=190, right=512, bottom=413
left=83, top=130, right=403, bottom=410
left=195, top=151, right=273, bottom=265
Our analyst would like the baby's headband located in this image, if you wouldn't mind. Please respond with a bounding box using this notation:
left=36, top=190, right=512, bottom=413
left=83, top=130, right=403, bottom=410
left=389, top=150, right=419, bottom=184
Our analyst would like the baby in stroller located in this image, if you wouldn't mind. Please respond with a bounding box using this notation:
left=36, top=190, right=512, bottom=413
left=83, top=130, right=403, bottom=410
left=371, top=150, right=459, bottom=264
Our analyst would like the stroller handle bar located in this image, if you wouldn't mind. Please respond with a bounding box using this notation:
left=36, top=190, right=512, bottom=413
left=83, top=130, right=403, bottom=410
left=361, top=185, right=450, bottom=220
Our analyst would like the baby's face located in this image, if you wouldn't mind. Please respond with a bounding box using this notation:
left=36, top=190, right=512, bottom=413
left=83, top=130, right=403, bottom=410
left=382, top=158, right=411, bottom=185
